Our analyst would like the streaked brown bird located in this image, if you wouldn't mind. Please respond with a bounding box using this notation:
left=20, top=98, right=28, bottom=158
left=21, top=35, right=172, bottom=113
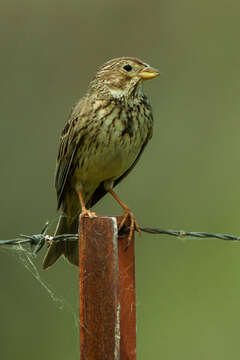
left=43, top=57, right=159, bottom=269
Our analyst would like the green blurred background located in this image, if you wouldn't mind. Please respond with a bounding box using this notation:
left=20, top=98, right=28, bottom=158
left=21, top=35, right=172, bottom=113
left=1, top=0, right=240, bottom=359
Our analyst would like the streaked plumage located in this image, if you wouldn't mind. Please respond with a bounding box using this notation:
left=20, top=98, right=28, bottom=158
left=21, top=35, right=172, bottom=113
left=43, top=57, right=159, bottom=269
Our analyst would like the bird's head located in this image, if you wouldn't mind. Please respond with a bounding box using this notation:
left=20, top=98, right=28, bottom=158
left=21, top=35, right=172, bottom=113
left=89, top=57, right=159, bottom=100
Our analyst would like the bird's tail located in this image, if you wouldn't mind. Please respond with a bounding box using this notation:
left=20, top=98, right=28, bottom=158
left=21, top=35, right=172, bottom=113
left=42, top=214, right=79, bottom=269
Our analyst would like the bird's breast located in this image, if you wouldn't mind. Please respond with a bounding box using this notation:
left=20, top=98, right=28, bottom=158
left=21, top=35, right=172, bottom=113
left=73, top=99, right=152, bottom=185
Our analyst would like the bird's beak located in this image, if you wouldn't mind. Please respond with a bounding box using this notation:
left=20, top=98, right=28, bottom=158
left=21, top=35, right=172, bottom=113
left=138, top=66, right=160, bottom=80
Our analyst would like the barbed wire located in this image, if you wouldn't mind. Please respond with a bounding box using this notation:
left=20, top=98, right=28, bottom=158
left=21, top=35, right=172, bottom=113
left=140, top=227, right=240, bottom=241
left=0, top=221, right=240, bottom=255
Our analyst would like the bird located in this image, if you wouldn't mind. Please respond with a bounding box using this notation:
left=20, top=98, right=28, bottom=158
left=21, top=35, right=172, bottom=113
left=42, top=57, right=159, bottom=269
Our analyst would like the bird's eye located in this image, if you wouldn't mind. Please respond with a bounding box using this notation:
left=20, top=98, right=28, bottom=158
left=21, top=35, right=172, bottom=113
left=123, top=64, right=132, bottom=72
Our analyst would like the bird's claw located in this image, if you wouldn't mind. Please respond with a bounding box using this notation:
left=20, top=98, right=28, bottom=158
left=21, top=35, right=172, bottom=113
left=80, top=209, right=97, bottom=218
left=119, top=208, right=140, bottom=249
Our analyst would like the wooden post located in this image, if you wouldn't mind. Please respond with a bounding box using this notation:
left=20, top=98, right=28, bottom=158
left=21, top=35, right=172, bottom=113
left=79, top=216, right=136, bottom=360
left=116, top=216, right=136, bottom=360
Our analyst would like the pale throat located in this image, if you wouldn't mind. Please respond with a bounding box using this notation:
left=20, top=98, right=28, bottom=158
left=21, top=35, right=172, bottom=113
left=108, top=81, right=144, bottom=101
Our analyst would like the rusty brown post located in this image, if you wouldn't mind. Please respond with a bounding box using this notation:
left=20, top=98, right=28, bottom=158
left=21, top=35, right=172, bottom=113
left=79, top=215, right=136, bottom=360
left=116, top=217, right=136, bottom=360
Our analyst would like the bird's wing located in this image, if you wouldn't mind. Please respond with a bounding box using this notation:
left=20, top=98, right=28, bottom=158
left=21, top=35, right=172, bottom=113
left=55, top=99, right=87, bottom=209
left=87, top=127, right=152, bottom=209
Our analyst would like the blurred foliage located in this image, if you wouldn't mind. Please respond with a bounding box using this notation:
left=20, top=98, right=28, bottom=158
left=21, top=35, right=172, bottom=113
left=1, top=0, right=240, bottom=359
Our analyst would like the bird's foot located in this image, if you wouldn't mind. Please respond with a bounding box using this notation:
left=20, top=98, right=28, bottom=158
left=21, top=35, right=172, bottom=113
left=119, top=208, right=140, bottom=248
left=80, top=209, right=97, bottom=218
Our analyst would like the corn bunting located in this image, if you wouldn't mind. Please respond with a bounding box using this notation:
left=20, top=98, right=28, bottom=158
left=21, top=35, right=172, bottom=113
left=43, top=57, right=159, bottom=269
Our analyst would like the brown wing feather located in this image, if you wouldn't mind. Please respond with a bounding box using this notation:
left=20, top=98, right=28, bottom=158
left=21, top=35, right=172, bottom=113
left=55, top=100, right=85, bottom=210
left=55, top=140, right=78, bottom=209
left=87, top=130, right=152, bottom=209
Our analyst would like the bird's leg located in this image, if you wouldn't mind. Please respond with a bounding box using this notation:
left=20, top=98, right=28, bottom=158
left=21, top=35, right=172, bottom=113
left=77, top=188, right=96, bottom=218
left=105, top=185, right=140, bottom=246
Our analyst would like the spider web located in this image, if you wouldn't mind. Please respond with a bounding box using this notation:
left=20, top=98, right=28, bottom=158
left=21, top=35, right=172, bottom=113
left=1, top=217, right=80, bottom=359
